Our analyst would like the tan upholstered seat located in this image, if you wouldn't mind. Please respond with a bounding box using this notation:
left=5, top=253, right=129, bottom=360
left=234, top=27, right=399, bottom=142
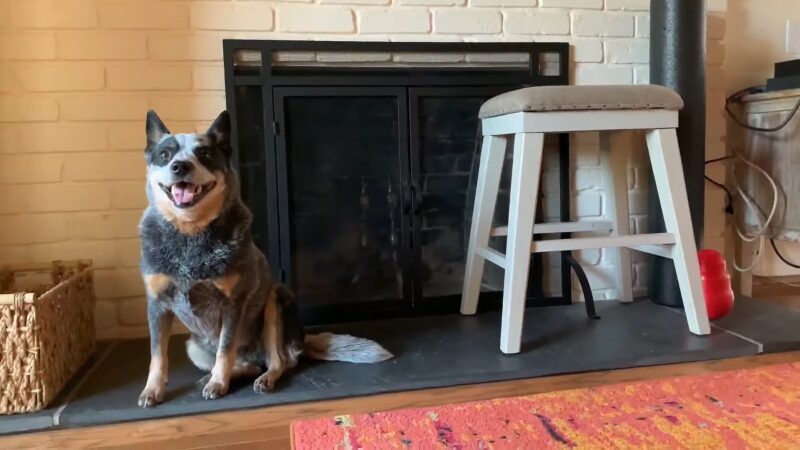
left=478, top=85, right=684, bottom=119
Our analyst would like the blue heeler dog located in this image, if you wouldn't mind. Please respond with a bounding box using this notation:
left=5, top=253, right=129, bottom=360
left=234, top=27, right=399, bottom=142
left=138, top=110, right=393, bottom=407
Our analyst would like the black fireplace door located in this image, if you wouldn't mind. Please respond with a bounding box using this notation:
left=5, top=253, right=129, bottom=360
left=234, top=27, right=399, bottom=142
left=273, top=87, right=412, bottom=317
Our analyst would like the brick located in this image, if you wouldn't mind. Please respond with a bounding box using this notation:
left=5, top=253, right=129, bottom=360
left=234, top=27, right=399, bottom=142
left=117, top=298, right=148, bottom=326
left=0, top=33, right=56, bottom=60
left=635, top=14, right=650, bottom=38
left=394, top=53, right=464, bottom=63
left=277, top=6, right=355, bottom=33
left=575, top=66, right=633, bottom=85
left=605, top=40, right=649, bottom=64
left=0, top=154, right=62, bottom=184
left=25, top=183, right=113, bottom=212
left=107, top=122, right=148, bottom=150
left=107, top=64, right=192, bottom=91
left=66, top=211, right=142, bottom=240
left=434, top=10, right=501, bottom=34
left=470, top=0, right=534, bottom=6
left=94, top=268, right=145, bottom=299
left=540, top=0, right=601, bottom=8
left=707, top=0, right=727, bottom=13
left=0, top=125, right=20, bottom=153
left=398, top=0, right=464, bottom=5
left=573, top=144, right=599, bottom=167
left=574, top=169, right=600, bottom=191
left=60, top=95, right=148, bottom=121
left=574, top=193, right=601, bottom=217
left=95, top=300, right=119, bottom=332
left=98, top=2, right=188, bottom=29
left=17, top=123, right=107, bottom=153
left=63, top=152, right=145, bottom=182
left=359, top=10, right=431, bottom=34
left=708, top=41, right=725, bottom=65
left=193, top=65, right=225, bottom=90
left=0, top=245, right=30, bottom=265
left=191, top=2, right=274, bottom=31
left=150, top=95, right=226, bottom=121
left=0, top=214, right=67, bottom=245
left=12, top=62, right=105, bottom=92
left=0, top=96, right=59, bottom=122
left=572, top=12, right=634, bottom=37
left=148, top=34, right=229, bottom=61
left=322, top=0, right=388, bottom=4
left=10, top=0, right=97, bottom=29
left=28, top=239, right=137, bottom=269
left=505, top=12, right=570, bottom=35
left=606, top=0, right=648, bottom=10
left=573, top=40, right=603, bottom=62
left=112, top=181, right=148, bottom=209
left=707, top=15, right=726, bottom=41
left=634, top=65, right=649, bottom=84
left=57, top=32, right=147, bottom=60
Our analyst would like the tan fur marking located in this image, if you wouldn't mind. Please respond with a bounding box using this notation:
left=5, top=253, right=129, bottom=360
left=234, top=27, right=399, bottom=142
left=144, top=273, right=172, bottom=298
left=152, top=173, right=227, bottom=236
left=210, top=350, right=236, bottom=384
left=212, top=273, right=241, bottom=299
left=256, top=288, right=286, bottom=391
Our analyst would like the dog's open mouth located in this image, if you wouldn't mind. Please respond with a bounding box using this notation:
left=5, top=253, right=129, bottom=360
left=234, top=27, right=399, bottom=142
left=160, top=181, right=216, bottom=209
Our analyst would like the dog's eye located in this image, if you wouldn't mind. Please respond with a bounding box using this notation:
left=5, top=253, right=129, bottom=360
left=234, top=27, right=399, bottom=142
left=159, top=150, right=169, bottom=160
left=200, top=148, right=212, bottom=159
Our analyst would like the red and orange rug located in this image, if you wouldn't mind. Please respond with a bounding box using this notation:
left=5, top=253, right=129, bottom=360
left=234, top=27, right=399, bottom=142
left=292, top=362, right=800, bottom=449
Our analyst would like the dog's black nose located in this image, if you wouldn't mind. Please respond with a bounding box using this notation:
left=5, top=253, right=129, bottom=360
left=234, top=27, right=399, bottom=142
left=171, top=160, right=193, bottom=176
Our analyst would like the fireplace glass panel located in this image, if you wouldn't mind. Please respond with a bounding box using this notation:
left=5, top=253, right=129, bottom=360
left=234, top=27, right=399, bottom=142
left=281, top=95, right=405, bottom=308
left=415, top=94, right=506, bottom=300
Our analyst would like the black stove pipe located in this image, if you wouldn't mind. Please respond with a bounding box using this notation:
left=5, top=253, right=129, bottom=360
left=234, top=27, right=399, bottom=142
left=648, top=0, right=706, bottom=307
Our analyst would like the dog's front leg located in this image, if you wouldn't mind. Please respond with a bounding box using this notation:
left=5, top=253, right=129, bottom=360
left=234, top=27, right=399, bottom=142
left=203, top=274, right=244, bottom=400
left=139, top=300, right=174, bottom=407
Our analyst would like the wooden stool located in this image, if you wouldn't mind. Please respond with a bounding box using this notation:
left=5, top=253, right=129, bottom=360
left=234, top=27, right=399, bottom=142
left=460, top=85, right=711, bottom=354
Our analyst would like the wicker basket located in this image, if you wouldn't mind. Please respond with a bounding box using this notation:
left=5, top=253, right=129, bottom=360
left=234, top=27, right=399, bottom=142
left=0, top=260, right=96, bottom=414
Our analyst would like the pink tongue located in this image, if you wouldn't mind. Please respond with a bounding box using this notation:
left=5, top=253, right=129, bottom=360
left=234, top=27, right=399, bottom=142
left=171, top=184, right=196, bottom=205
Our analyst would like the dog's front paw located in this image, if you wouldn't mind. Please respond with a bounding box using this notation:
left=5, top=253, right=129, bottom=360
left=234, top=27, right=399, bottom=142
left=202, top=380, right=228, bottom=400
left=138, top=386, right=165, bottom=408
left=253, top=371, right=279, bottom=394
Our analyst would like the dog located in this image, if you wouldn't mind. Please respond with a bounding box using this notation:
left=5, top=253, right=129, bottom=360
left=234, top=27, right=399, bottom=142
left=137, top=110, right=393, bottom=407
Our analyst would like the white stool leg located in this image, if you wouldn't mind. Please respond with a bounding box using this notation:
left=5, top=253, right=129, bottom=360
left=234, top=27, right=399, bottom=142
left=645, top=129, right=711, bottom=335
left=599, top=131, right=634, bottom=303
left=461, top=135, right=507, bottom=315
left=501, top=133, right=545, bottom=354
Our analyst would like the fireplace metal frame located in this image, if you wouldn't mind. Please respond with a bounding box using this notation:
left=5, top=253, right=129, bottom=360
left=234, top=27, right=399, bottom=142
left=223, top=40, right=596, bottom=324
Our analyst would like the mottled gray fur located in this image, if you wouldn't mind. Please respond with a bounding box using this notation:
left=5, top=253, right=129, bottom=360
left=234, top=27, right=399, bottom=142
left=137, top=110, right=392, bottom=408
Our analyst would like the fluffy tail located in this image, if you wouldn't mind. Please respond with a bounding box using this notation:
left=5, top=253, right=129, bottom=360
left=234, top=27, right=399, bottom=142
left=304, top=333, right=393, bottom=363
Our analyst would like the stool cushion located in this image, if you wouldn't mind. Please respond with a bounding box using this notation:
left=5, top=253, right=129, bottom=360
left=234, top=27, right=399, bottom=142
left=478, top=85, right=684, bottom=118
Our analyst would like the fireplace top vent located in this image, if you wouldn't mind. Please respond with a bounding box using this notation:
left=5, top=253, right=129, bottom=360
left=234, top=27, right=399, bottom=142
left=224, top=40, right=569, bottom=86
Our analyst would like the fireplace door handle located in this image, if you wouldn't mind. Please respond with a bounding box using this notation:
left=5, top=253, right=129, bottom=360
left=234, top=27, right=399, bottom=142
left=410, top=182, right=422, bottom=215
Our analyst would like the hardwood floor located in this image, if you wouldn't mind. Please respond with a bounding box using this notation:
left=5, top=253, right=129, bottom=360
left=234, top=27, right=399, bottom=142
left=1, top=351, right=798, bottom=450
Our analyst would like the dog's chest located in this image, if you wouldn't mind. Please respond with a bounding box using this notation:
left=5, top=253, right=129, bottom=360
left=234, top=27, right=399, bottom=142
left=142, top=224, right=237, bottom=280
left=170, top=282, right=226, bottom=339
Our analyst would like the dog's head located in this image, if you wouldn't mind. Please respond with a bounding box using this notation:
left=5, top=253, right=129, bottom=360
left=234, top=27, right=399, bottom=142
left=144, top=110, right=233, bottom=234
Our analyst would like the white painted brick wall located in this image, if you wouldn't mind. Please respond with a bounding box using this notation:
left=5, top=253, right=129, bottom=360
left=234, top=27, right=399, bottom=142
left=0, top=0, right=729, bottom=338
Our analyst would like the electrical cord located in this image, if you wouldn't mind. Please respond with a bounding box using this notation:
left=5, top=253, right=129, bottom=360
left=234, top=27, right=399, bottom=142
left=706, top=85, right=800, bottom=273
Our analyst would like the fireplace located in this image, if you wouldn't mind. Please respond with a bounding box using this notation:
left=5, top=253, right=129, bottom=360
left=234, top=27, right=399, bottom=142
left=223, top=40, right=579, bottom=324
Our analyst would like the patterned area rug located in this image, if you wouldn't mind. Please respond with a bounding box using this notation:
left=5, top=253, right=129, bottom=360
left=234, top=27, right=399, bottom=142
left=292, top=362, right=800, bottom=449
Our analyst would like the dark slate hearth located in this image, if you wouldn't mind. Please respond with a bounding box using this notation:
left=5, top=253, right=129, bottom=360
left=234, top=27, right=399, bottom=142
left=0, top=299, right=767, bottom=435
left=713, top=295, right=800, bottom=353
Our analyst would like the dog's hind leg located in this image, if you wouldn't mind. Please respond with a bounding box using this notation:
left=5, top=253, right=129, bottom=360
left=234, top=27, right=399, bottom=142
left=253, top=287, right=287, bottom=393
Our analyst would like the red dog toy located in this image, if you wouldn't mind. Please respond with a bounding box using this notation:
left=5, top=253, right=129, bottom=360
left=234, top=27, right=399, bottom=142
left=698, top=249, right=735, bottom=320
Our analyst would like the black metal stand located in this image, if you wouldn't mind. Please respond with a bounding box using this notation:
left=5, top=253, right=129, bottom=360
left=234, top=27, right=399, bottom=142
left=649, top=0, right=706, bottom=307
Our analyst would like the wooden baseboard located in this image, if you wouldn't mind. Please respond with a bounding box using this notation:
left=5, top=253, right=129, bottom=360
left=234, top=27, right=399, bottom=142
left=0, top=352, right=797, bottom=450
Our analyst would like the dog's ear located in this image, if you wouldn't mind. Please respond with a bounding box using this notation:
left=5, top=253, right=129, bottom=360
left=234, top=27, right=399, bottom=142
left=207, top=111, right=231, bottom=155
left=146, top=110, right=170, bottom=148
